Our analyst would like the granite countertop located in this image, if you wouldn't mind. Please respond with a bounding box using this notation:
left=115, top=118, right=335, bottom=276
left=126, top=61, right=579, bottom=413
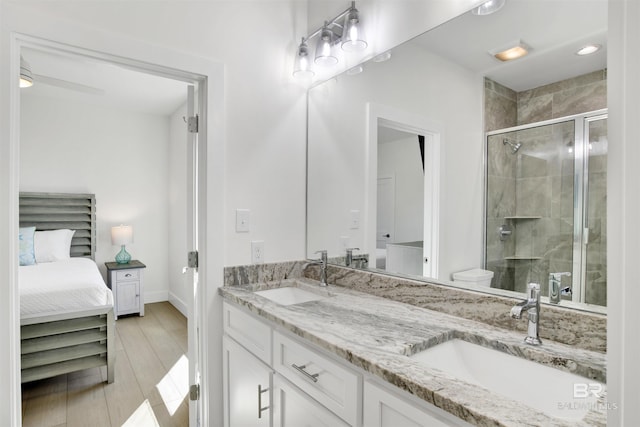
left=220, top=278, right=607, bottom=427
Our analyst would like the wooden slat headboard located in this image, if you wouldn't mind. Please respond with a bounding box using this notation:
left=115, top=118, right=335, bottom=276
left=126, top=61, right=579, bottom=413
left=19, top=192, right=96, bottom=259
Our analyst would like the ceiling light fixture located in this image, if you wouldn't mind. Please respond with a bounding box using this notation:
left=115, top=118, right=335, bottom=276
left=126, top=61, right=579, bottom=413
left=346, top=65, right=363, bottom=76
left=576, top=44, right=601, bottom=56
left=471, top=0, right=506, bottom=16
left=293, top=1, right=367, bottom=79
left=372, top=51, right=392, bottom=62
left=20, top=55, right=34, bottom=88
left=490, top=40, right=531, bottom=62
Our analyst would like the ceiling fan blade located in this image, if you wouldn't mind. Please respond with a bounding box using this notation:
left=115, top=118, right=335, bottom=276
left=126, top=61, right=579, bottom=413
left=33, top=74, right=105, bottom=96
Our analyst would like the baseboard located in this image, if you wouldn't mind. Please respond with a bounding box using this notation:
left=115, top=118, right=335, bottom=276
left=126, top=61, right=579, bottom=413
left=144, top=290, right=169, bottom=304
left=169, top=291, right=188, bottom=318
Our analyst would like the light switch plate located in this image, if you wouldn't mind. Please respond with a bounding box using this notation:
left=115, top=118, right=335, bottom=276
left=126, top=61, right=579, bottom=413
left=251, top=240, right=264, bottom=264
left=236, top=209, right=250, bottom=232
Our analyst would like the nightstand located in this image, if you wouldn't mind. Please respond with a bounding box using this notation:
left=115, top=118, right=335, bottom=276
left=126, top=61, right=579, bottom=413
left=105, top=260, right=146, bottom=319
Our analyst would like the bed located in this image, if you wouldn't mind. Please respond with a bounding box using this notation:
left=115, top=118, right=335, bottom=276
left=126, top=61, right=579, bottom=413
left=19, top=192, right=115, bottom=384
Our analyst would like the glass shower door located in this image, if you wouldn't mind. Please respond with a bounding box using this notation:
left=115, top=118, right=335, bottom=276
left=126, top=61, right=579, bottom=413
left=582, top=117, right=608, bottom=305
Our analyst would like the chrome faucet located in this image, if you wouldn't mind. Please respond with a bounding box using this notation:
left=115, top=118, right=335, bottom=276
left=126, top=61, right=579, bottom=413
left=306, top=250, right=328, bottom=286
left=345, top=247, right=359, bottom=267
left=510, top=282, right=542, bottom=345
left=549, top=272, right=572, bottom=304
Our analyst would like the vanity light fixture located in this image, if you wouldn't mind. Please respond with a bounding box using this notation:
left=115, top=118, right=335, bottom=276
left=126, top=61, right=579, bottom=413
left=20, top=55, right=34, bottom=88
left=471, top=0, right=506, bottom=16
left=315, top=24, right=339, bottom=66
left=293, top=38, right=315, bottom=78
left=490, top=40, right=530, bottom=62
left=576, top=44, right=601, bottom=56
left=293, top=1, right=367, bottom=79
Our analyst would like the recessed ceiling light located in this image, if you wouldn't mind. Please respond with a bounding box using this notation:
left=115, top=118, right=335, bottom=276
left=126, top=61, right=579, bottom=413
left=489, top=41, right=530, bottom=62
left=346, top=65, right=363, bottom=76
left=372, top=51, right=392, bottom=62
left=472, top=0, right=506, bottom=16
left=576, top=44, right=601, bottom=56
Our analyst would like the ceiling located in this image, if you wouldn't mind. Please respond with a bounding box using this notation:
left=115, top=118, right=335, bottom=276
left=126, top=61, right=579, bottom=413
left=21, top=46, right=189, bottom=116
left=20, top=0, right=607, bottom=110
left=413, top=0, right=607, bottom=92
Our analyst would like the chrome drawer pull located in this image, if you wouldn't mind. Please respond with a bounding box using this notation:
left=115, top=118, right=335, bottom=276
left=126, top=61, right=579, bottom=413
left=258, top=384, right=269, bottom=419
left=292, top=363, right=319, bottom=383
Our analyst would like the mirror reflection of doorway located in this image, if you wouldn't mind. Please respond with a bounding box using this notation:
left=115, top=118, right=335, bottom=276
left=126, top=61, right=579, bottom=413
left=376, top=125, right=424, bottom=276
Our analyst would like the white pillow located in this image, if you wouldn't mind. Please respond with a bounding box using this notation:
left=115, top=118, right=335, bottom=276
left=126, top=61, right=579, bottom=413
left=34, top=229, right=76, bottom=263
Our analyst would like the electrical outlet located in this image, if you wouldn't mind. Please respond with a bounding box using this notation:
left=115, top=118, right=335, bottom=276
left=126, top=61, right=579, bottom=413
left=236, top=209, right=250, bottom=232
left=251, top=240, right=265, bottom=264
left=349, top=210, right=360, bottom=229
left=340, top=236, right=350, bottom=250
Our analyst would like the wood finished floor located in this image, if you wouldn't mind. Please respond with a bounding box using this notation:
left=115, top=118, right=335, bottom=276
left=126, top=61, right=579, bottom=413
left=21, top=302, right=189, bottom=427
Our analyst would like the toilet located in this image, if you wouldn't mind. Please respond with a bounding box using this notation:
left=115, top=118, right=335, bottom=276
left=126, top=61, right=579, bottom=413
left=452, top=268, right=494, bottom=288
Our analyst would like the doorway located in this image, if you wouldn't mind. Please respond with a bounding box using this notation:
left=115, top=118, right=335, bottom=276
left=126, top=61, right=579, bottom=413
left=15, top=37, right=208, bottom=427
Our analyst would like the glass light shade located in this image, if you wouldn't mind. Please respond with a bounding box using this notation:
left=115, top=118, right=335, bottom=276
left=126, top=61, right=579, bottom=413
left=111, top=225, right=133, bottom=246
left=472, top=0, right=505, bottom=16
left=341, top=8, right=367, bottom=52
left=315, top=27, right=338, bottom=66
left=293, top=39, right=315, bottom=79
left=20, top=56, right=33, bottom=88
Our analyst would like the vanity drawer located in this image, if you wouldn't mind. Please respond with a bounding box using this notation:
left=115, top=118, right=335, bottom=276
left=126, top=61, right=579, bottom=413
left=116, top=269, right=139, bottom=281
left=223, top=302, right=271, bottom=364
left=273, top=331, right=359, bottom=426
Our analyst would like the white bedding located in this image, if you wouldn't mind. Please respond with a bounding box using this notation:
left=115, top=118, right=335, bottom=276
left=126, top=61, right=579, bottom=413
left=19, top=258, right=113, bottom=318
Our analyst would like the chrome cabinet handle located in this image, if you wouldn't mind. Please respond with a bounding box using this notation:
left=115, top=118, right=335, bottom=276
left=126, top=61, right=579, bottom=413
left=257, top=384, right=269, bottom=419
left=292, top=363, right=319, bottom=383
left=125, top=273, right=132, bottom=277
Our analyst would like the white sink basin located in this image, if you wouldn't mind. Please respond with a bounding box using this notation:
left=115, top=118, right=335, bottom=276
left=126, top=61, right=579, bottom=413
left=254, top=286, right=329, bottom=306
left=411, top=339, right=602, bottom=421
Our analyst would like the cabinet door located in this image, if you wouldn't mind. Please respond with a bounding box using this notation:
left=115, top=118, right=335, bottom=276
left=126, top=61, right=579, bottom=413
left=363, top=381, right=470, bottom=427
left=223, top=336, right=272, bottom=427
left=116, top=280, right=140, bottom=315
left=272, top=375, right=350, bottom=427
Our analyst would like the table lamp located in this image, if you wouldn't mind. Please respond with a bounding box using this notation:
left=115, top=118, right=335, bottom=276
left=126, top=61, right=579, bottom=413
left=111, top=225, right=133, bottom=264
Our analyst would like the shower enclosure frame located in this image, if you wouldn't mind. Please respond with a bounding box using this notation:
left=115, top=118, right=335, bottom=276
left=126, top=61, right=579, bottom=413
left=483, top=108, right=608, bottom=305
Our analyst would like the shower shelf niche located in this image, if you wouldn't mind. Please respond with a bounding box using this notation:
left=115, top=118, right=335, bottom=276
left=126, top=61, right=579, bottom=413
left=504, top=256, right=543, bottom=260
left=504, top=216, right=542, bottom=220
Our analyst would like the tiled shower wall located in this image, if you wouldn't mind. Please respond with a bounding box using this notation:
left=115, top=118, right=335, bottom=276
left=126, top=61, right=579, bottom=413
left=484, top=70, right=607, bottom=305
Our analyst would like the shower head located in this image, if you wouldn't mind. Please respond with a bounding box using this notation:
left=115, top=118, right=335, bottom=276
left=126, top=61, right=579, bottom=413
left=503, top=138, right=522, bottom=153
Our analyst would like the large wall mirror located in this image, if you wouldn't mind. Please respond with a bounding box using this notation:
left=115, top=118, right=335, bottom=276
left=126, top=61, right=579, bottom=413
left=306, top=0, right=607, bottom=313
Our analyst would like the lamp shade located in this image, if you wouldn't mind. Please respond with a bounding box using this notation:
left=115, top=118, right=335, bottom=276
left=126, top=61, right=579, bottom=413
left=111, top=225, right=133, bottom=246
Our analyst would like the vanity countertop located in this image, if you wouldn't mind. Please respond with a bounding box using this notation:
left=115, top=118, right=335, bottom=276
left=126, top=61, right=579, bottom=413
left=219, top=278, right=607, bottom=427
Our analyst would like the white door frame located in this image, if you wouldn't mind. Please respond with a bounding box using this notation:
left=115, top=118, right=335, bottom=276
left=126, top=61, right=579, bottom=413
left=366, top=103, right=441, bottom=278
left=4, top=23, right=225, bottom=426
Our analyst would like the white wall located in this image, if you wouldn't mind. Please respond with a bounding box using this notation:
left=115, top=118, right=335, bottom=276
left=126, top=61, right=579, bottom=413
left=378, top=136, right=424, bottom=244
left=308, top=41, right=484, bottom=280
left=607, top=0, right=640, bottom=424
left=168, top=102, right=188, bottom=315
left=20, top=93, right=172, bottom=303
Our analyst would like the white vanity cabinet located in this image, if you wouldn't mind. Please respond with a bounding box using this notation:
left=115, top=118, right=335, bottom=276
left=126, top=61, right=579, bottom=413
left=222, top=301, right=468, bottom=427
left=272, top=375, right=350, bottom=427
left=223, top=336, right=272, bottom=427
left=363, top=381, right=471, bottom=427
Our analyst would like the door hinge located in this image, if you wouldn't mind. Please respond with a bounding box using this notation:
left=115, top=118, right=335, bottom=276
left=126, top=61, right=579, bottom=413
left=190, top=384, right=200, bottom=401
left=188, top=251, right=199, bottom=269
left=188, top=114, right=199, bottom=133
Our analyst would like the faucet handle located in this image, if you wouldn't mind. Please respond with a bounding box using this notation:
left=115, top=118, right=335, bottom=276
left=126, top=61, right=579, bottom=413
left=527, top=282, right=541, bottom=300
left=315, top=250, right=328, bottom=263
